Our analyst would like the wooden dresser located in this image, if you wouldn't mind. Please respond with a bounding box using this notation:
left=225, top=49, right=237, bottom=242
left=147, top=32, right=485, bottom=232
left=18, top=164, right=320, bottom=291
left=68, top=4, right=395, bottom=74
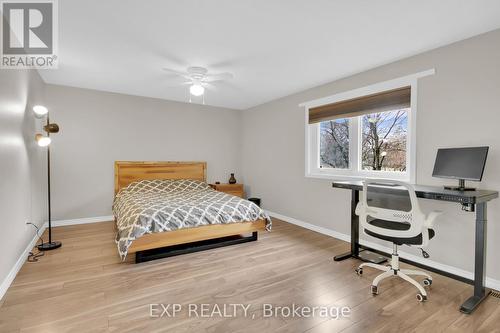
left=209, top=183, right=244, bottom=198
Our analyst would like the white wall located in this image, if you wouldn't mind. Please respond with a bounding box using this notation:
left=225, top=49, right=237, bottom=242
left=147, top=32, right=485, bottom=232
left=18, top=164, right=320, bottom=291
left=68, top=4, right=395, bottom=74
left=241, top=29, right=500, bottom=280
left=0, top=69, right=47, bottom=293
left=45, top=85, right=242, bottom=220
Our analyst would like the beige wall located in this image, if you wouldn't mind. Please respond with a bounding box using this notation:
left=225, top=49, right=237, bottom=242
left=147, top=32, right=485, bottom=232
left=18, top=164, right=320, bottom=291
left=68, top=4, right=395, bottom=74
left=0, top=69, right=47, bottom=291
left=241, top=29, right=500, bottom=280
left=45, top=85, right=242, bottom=220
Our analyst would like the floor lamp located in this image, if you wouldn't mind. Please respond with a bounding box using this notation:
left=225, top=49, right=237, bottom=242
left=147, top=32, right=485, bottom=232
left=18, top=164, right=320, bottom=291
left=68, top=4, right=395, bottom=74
left=33, top=105, right=62, bottom=250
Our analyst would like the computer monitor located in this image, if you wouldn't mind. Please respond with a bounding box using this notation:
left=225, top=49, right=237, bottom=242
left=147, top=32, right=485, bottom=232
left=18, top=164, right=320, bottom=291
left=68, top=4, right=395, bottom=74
left=432, top=146, right=489, bottom=191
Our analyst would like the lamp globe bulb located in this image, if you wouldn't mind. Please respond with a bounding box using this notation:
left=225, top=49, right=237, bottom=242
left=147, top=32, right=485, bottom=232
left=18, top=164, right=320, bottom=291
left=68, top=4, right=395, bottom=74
left=33, top=105, right=48, bottom=116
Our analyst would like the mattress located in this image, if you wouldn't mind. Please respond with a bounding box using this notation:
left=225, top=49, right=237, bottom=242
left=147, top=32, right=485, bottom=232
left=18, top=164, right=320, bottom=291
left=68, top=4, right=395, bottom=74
left=113, top=179, right=271, bottom=259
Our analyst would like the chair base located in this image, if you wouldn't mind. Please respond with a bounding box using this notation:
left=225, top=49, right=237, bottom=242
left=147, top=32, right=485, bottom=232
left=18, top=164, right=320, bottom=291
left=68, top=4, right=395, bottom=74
left=355, top=245, right=432, bottom=302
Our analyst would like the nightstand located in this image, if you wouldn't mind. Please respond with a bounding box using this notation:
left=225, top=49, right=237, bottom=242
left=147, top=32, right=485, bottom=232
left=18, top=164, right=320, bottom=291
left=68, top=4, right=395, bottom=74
left=209, top=183, right=244, bottom=198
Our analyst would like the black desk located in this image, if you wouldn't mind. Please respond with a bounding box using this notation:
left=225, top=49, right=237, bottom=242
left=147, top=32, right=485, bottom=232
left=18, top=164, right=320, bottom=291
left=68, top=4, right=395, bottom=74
left=332, top=180, right=498, bottom=314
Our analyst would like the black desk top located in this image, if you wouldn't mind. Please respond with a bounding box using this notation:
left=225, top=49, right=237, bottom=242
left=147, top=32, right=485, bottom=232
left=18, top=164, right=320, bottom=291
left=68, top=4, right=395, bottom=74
left=332, top=180, right=498, bottom=204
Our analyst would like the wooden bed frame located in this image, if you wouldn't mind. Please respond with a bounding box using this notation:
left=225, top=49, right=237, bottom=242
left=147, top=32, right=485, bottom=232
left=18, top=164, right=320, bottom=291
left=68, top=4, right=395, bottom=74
left=114, top=161, right=267, bottom=261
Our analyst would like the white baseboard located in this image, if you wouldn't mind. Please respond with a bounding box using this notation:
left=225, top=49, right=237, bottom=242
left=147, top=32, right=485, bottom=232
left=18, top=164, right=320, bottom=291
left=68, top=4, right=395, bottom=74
left=52, top=215, right=114, bottom=227
left=268, top=211, right=351, bottom=243
left=267, top=210, right=500, bottom=292
left=0, top=222, right=48, bottom=301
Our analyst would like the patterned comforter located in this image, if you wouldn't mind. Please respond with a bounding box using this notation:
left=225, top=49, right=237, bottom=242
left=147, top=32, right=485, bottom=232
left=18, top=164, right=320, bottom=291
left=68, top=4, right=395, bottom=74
left=113, top=179, right=271, bottom=260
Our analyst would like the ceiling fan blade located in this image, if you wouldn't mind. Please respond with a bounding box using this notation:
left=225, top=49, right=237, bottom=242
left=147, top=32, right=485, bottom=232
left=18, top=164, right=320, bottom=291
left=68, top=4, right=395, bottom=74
left=162, top=68, right=191, bottom=79
left=162, top=81, right=191, bottom=89
left=203, top=82, right=216, bottom=90
left=203, top=72, right=234, bottom=82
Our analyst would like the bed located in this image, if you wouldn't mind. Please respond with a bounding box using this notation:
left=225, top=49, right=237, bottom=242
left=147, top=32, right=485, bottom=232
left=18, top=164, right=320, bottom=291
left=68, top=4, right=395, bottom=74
left=113, top=161, right=271, bottom=262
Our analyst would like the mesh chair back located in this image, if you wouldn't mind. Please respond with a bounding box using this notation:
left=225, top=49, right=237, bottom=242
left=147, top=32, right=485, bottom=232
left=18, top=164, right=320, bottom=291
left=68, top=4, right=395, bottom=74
left=356, top=179, right=426, bottom=239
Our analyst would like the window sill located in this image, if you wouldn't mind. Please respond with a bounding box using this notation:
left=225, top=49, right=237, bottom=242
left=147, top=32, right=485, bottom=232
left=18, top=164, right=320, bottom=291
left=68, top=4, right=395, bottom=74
left=305, top=172, right=411, bottom=183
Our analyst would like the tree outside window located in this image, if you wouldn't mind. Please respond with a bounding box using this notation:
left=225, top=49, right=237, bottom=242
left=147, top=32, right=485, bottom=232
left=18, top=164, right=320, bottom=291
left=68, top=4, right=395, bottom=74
left=318, top=108, right=408, bottom=172
left=361, top=109, right=408, bottom=171
left=320, top=118, right=349, bottom=169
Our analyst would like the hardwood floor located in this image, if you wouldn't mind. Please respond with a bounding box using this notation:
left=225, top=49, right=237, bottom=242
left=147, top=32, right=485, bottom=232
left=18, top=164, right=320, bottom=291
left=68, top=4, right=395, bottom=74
left=1, top=219, right=499, bottom=332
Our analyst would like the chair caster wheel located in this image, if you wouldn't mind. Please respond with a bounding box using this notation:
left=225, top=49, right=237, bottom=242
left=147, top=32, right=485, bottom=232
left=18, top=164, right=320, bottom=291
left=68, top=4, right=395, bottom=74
left=416, top=293, right=427, bottom=302
left=371, top=285, right=378, bottom=295
left=423, top=278, right=432, bottom=286
left=355, top=268, right=363, bottom=276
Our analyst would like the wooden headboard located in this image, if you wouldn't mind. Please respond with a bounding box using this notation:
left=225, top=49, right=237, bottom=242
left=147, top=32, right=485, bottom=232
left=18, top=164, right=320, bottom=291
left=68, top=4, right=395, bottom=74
left=114, top=161, right=207, bottom=195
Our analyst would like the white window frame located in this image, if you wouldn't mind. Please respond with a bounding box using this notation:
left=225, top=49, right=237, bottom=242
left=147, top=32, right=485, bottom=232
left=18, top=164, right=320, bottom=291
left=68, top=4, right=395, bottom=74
left=302, top=69, right=435, bottom=184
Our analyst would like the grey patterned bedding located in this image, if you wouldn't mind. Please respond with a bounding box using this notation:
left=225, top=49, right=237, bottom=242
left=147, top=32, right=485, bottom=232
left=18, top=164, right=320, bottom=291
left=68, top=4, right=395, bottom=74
left=113, top=179, right=271, bottom=260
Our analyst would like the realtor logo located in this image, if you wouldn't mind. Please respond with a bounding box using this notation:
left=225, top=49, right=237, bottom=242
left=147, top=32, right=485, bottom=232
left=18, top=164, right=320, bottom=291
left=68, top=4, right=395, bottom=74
left=1, top=0, right=58, bottom=68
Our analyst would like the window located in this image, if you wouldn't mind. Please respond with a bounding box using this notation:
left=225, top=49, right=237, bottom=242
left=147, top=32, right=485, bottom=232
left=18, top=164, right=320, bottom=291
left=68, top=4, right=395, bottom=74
left=302, top=70, right=435, bottom=183
left=360, top=109, right=408, bottom=172
left=317, top=108, right=408, bottom=174
left=319, top=118, right=350, bottom=169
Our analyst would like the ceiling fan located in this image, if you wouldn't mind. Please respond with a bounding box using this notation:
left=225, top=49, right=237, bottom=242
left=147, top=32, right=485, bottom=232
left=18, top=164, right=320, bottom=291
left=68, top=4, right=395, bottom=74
left=162, top=66, right=233, bottom=99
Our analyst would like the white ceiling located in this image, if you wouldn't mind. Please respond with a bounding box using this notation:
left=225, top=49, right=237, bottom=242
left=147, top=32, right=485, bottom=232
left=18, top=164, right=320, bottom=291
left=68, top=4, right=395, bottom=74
left=39, top=0, right=500, bottom=110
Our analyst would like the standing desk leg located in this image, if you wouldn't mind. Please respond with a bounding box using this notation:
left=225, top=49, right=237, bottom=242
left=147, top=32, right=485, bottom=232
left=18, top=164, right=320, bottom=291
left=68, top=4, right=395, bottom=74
left=333, top=189, right=387, bottom=264
left=460, top=202, right=490, bottom=314
left=334, top=190, right=360, bottom=261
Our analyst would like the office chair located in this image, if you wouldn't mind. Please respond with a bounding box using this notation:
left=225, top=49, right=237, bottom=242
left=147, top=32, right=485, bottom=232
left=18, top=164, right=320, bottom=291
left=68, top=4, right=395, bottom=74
left=354, top=179, right=442, bottom=302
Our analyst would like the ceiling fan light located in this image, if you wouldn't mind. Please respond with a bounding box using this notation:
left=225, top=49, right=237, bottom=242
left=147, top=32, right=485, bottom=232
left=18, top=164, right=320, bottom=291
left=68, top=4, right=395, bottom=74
left=35, top=133, right=51, bottom=147
left=190, top=84, right=205, bottom=96
left=33, top=105, right=48, bottom=116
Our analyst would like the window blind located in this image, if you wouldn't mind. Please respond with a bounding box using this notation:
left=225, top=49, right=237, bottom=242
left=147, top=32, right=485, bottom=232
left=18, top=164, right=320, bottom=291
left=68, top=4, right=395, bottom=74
left=308, top=86, right=411, bottom=124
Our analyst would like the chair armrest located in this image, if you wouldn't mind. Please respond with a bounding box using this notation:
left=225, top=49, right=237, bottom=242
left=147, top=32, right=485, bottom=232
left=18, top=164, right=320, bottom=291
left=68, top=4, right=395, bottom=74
left=425, top=211, right=443, bottom=228
left=355, top=202, right=363, bottom=216
left=355, top=203, right=376, bottom=217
